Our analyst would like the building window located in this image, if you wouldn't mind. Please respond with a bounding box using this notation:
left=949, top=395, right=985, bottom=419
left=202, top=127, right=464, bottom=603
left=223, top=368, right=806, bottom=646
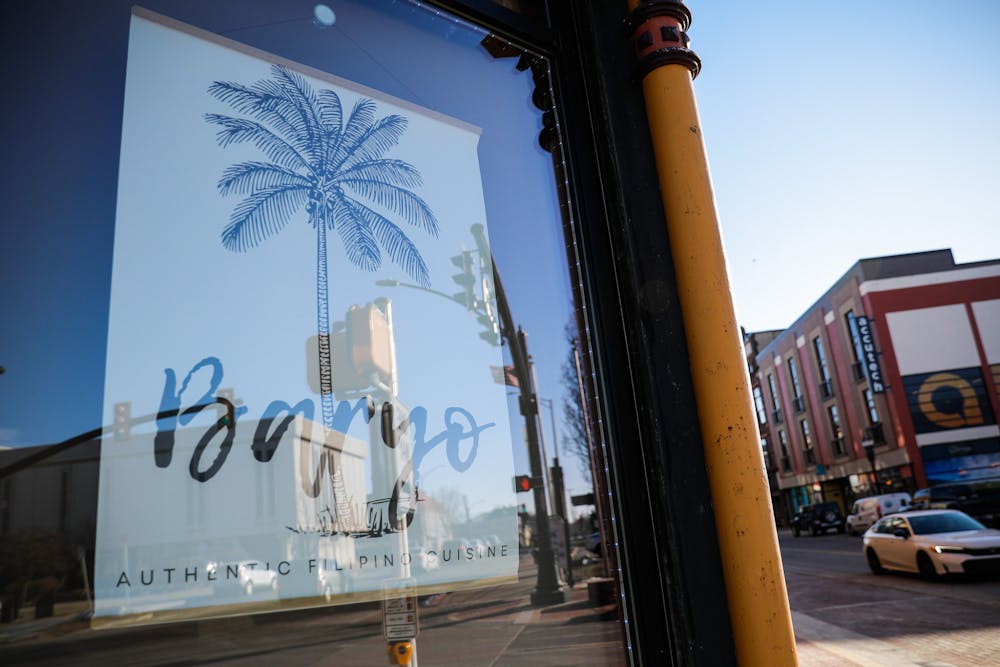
left=862, top=388, right=886, bottom=444
left=828, top=405, right=846, bottom=456
left=863, top=388, right=879, bottom=424
left=778, top=430, right=791, bottom=472
left=753, top=386, right=767, bottom=426
left=800, top=419, right=815, bottom=464
left=787, top=357, right=805, bottom=413
left=813, top=336, right=834, bottom=399
left=767, top=373, right=783, bottom=424
left=761, top=435, right=773, bottom=470
left=846, top=311, right=866, bottom=382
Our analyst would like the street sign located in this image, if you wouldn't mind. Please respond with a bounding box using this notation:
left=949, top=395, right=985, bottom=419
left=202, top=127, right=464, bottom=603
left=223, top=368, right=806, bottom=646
left=382, top=579, right=419, bottom=641
left=549, top=515, right=567, bottom=565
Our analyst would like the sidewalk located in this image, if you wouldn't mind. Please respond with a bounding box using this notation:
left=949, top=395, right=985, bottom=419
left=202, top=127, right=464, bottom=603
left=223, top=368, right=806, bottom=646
left=0, top=572, right=965, bottom=666
left=793, top=611, right=959, bottom=667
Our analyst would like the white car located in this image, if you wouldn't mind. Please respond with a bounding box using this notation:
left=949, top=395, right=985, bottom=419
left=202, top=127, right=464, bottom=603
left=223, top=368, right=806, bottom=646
left=862, top=509, right=1000, bottom=579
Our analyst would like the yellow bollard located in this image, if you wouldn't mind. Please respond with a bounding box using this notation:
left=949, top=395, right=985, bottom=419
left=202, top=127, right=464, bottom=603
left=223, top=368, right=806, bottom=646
left=624, top=1, right=798, bottom=664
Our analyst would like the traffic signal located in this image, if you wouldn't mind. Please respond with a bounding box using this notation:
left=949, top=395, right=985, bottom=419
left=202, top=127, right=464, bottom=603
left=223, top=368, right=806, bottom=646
left=450, top=251, right=476, bottom=309
left=514, top=474, right=532, bottom=493
left=469, top=224, right=501, bottom=345
left=347, top=303, right=392, bottom=381
left=306, top=303, right=394, bottom=395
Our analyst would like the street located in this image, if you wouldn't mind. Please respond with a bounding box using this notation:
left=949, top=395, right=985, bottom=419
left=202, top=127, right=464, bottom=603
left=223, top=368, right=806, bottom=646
left=781, top=529, right=1000, bottom=667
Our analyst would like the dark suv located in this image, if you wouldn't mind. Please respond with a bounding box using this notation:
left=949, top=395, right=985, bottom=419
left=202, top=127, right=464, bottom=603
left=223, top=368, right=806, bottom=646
left=792, top=502, right=845, bottom=537
left=911, top=478, right=1000, bottom=528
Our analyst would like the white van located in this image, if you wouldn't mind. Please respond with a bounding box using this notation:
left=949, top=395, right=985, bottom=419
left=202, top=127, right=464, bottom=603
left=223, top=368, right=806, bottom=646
left=846, top=492, right=912, bottom=535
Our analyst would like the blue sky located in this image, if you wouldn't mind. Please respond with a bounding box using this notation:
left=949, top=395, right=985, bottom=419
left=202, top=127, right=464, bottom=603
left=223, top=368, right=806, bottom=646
left=692, top=0, right=1000, bottom=332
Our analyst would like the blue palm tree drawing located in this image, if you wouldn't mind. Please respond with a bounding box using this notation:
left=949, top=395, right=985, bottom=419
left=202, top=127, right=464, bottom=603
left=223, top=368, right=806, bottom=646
left=206, top=64, right=438, bottom=429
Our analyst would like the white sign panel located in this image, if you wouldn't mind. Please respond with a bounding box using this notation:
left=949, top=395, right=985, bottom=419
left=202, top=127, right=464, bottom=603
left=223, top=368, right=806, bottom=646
left=95, top=9, right=518, bottom=622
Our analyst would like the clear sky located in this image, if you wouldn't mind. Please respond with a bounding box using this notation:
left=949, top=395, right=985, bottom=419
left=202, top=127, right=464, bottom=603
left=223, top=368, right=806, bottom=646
left=692, top=0, right=1000, bottom=332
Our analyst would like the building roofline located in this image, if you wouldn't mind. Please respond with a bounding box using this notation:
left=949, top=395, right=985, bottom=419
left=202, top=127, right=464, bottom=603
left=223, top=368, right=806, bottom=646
left=860, top=262, right=1000, bottom=295
left=750, top=248, right=999, bottom=364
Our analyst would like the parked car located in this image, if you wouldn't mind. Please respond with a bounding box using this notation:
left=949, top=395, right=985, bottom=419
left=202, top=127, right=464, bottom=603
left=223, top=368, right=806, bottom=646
left=410, top=545, right=441, bottom=574
left=316, top=562, right=345, bottom=602
left=792, top=502, right=845, bottom=537
left=862, top=509, right=1000, bottom=579
left=911, top=478, right=1000, bottom=528
left=846, top=493, right=912, bottom=535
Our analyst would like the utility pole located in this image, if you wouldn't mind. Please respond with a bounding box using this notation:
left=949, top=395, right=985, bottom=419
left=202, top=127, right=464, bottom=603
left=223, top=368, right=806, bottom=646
left=540, top=396, right=573, bottom=586
left=376, top=224, right=567, bottom=605
left=625, top=1, right=796, bottom=663
left=471, top=224, right=567, bottom=605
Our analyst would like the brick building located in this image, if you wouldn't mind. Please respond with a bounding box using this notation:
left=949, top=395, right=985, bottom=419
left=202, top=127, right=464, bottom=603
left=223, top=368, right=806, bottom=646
left=749, top=250, right=1000, bottom=519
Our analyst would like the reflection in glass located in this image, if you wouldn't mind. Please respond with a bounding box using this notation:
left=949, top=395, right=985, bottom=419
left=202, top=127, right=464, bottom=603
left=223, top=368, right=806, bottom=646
left=0, top=0, right=624, bottom=663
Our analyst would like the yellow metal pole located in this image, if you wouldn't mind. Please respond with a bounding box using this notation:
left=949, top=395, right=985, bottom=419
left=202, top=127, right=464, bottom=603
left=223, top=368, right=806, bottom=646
left=623, top=2, right=797, bottom=665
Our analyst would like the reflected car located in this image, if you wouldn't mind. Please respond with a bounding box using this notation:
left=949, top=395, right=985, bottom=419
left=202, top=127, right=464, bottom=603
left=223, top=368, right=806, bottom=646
left=411, top=545, right=440, bottom=574
left=911, top=478, right=1000, bottom=528
left=862, top=509, right=1000, bottom=580
left=317, top=564, right=345, bottom=602
left=235, top=561, right=279, bottom=596
left=205, top=560, right=279, bottom=596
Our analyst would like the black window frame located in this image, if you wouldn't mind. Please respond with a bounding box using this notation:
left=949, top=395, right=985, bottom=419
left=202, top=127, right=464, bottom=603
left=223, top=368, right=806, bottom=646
left=428, top=2, right=737, bottom=663
left=778, top=430, right=792, bottom=472
left=767, top=372, right=784, bottom=424
left=800, top=418, right=815, bottom=464
left=787, top=356, right=806, bottom=413
left=828, top=405, right=846, bottom=457
left=813, top=335, right=834, bottom=398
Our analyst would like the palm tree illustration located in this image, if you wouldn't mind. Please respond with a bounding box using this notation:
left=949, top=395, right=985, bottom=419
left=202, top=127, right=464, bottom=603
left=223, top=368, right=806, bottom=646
left=206, top=65, right=438, bottom=430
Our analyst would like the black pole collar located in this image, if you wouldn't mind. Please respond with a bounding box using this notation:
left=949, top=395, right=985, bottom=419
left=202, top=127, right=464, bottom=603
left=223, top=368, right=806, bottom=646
left=628, top=0, right=701, bottom=80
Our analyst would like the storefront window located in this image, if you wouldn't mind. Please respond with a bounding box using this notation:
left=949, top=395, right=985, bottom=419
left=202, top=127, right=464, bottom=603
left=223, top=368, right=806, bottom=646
left=0, top=1, right=627, bottom=662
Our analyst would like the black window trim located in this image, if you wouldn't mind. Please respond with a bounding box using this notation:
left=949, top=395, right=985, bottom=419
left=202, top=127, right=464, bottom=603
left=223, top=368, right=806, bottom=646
left=426, top=2, right=737, bottom=664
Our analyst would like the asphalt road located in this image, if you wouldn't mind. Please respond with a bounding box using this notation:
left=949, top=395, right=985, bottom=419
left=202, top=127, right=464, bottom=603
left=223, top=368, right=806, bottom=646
left=780, top=528, right=1000, bottom=667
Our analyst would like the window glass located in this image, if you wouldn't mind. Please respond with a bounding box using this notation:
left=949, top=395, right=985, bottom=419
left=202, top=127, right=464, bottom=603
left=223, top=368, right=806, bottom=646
left=767, top=373, right=782, bottom=422
left=864, top=388, right=880, bottom=424
left=753, top=386, right=767, bottom=425
left=845, top=310, right=864, bottom=365
left=0, top=1, right=626, bottom=663
left=812, top=336, right=830, bottom=383
left=799, top=419, right=814, bottom=464
left=778, top=430, right=791, bottom=471
left=787, top=357, right=803, bottom=400
left=827, top=405, right=845, bottom=456
left=908, top=512, right=983, bottom=535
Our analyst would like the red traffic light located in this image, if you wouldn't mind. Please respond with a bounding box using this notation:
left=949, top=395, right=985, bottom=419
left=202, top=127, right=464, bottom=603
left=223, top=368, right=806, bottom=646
left=514, top=474, right=532, bottom=493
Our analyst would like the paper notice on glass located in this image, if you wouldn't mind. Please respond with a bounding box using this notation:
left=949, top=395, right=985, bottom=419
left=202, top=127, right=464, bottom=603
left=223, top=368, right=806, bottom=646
left=95, top=8, right=518, bottom=623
